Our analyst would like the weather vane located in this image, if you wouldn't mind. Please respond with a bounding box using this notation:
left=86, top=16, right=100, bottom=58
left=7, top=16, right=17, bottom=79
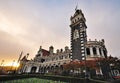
left=75, top=0, right=78, bottom=11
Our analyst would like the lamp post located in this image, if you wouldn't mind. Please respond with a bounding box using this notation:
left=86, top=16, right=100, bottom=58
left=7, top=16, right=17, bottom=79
left=109, top=63, right=114, bottom=80
left=0, top=60, right=4, bottom=70
left=15, top=52, right=24, bottom=74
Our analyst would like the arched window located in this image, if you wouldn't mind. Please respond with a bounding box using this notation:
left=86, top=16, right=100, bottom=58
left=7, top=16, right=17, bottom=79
left=31, top=66, right=37, bottom=73
left=93, top=47, right=97, bottom=55
left=86, top=48, right=90, bottom=55
left=99, top=48, right=102, bottom=56
left=72, top=21, right=74, bottom=24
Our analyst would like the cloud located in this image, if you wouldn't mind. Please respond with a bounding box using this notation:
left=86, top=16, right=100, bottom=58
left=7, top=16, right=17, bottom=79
left=85, top=2, right=120, bottom=57
left=0, top=0, right=120, bottom=65
left=0, top=0, right=71, bottom=65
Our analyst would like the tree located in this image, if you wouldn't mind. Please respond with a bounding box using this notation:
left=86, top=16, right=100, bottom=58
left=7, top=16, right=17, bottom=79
left=63, top=60, right=97, bottom=76
left=63, top=60, right=80, bottom=70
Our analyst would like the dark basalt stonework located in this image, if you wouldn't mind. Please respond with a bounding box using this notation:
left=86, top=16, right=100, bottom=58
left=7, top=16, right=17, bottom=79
left=70, top=10, right=87, bottom=60
left=71, top=24, right=81, bottom=60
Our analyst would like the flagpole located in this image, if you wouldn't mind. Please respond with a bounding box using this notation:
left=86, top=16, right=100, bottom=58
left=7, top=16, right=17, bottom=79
left=15, top=51, right=23, bottom=74
left=26, top=53, right=29, bottom=59
left=17, top=51, right=23, bottom=63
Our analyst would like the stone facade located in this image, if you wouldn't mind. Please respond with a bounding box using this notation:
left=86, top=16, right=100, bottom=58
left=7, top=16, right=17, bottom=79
left=86, top=39, right=107, bottom=60
left=19, top=46, right=71, bottom=74
left=70, top=9, right=87, bottom=61
left=19, top=9, right=108, bottom=74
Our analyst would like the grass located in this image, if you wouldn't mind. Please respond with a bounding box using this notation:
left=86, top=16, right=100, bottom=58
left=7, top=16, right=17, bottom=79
left=1, top=78, right=67, bottom=83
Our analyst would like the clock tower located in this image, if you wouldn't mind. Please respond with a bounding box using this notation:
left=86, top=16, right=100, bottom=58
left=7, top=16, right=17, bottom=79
left=70, top=9, right=87, bottom=60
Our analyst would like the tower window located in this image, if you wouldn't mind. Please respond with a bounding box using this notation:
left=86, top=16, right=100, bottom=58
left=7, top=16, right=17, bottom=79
left=82, top=57, right=85, bottom=60
left=81, top=50, right=84, bottom=53
left=81, top=47, right=84, bottom=49
left=86, top=48, right=90, bottom=55
left=82, top=54, right=85, bottom=56
left=80, top=32, right=83, bottom=35
left=81, top=44, right=84, bottom=46
left=81, top=38, right=84, bottom=41
left=93, top=47, right=97, bottom=55
left=81, top=35, right=83, bottom=37
left=81, top=41, right=84, bottom=43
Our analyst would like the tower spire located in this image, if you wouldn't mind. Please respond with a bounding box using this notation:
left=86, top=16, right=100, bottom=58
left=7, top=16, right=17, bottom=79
left=75, top=0, right=78, bottom=11
left=75, top=3, right=78, bottom=11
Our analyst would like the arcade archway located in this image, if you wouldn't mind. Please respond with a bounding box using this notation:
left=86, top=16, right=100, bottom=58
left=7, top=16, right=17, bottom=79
left=30, top=66, right=37, bottom=73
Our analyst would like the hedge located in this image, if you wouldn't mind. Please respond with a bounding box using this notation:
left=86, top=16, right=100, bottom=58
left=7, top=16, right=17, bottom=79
left=0, top=74, right=107, bottom=83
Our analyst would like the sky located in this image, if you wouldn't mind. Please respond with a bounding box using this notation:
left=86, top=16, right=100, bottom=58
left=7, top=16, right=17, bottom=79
left=0, top=0, right=120, bottom=66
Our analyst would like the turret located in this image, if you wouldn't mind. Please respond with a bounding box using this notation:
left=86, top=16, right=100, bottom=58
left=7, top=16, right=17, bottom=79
left=65, top=46, right=69, bottom=52
left=49, top=46, right=54, bottom=55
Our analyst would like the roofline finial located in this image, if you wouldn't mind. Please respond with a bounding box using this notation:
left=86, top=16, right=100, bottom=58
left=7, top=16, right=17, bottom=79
left=75, top=4, right=78, bottom=11
left=75, top=0, right=78, bottom=11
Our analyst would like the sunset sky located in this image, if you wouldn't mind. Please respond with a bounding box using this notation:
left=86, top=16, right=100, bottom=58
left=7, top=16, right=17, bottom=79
left=0, top=0, right=120, bottom=66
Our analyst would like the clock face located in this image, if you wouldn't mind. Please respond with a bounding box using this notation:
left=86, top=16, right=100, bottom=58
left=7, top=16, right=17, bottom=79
left=73, top=29, right=79, bottom=40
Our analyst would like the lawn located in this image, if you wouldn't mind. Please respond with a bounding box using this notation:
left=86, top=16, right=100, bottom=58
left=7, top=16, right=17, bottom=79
left=1, top=78, right=67, bottom=83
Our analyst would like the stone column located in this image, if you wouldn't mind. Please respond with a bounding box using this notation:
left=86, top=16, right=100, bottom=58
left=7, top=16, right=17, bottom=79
left=22, top=65, right=26, bottom=73
left=36, top=66, right=39, bottom=73
left=101, top=49, right=104, bottom=57
left=96, top=47, right=100, bottom=57
left=90, top=47, right=93, bottom=57
left=27, top=66, right=31, bottom=73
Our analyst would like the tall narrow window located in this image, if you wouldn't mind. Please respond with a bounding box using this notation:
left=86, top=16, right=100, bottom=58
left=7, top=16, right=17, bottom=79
left=93, top=47, right=97, bottom=55
left=86, top=48, right=90, bottom=55
left=99, top=48, right=102, bottom=56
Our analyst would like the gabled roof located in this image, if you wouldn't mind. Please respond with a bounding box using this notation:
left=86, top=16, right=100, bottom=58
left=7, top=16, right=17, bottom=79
left=21, top=55, right=28, bottom=61
left=42, top=49, right=50, bottom=56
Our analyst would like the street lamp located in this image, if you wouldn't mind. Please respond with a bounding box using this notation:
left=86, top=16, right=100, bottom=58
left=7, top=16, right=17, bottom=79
left=0, top=60, right=4, bottom=70
left=0, top=60, right=4, bottom=66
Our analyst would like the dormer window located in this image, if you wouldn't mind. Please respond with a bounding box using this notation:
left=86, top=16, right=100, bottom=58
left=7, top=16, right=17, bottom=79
left=72, top=21, right=74, bottom=24
left=93, top=47, right=97, bottom=55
